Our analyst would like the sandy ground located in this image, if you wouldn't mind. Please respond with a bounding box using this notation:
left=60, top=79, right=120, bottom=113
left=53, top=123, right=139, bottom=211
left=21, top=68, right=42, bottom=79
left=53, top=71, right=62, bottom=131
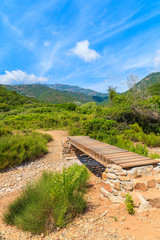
left=0, top=130, right=160, bottom=240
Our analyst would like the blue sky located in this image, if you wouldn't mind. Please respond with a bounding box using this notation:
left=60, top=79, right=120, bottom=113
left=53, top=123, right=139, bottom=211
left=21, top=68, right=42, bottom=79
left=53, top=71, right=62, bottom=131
left=0, top=0, right=160, bottom=92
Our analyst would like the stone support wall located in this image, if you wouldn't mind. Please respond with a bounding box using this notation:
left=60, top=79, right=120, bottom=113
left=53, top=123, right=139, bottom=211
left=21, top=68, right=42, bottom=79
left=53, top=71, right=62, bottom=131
left=101, top=163, right=160, bottom=204
left=62, top=137, right=160, bottom=209
left=61, top=137, right=83, bottom=160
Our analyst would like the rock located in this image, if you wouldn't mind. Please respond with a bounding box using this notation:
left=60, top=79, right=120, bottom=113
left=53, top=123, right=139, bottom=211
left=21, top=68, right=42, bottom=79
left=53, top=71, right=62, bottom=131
left=115, top=170, right=127, bottom=176
left=105, top=168, right=108, bottom=173
left=142, top=191, right=160, bottom=208
left=113, top=181, right=121, bottom=191
left=156, top=177, right=160, bottom=184
left=134, top=182, right=147, bottom=191
left=121, top=192, right=126, bottom=198
left=102, top=182, right=112, bottom=193
left=113, top=190, right=118, bottom=196
left=118, top=176, right=130, bottom=182
left=147, top=179, right=156, bottom=188
left=100, top=187, right=110, bottom=197
left=102, top=172, right=107, bottom=181
left=112, top=164, right=122, bottom=170
left=121, top=182, right=133, bottom=191
left=107, top=173, right=117, bottom=180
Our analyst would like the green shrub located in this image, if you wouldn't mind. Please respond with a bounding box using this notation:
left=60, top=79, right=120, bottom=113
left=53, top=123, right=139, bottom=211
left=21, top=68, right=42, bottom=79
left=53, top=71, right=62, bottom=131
left=0, top=132, right=52, bottom=171
left=0, top=127, right=12, bottom=136
left=4, top=164, right=89, bottom=234
left=124, top=193, right=135, bottom=215
left=4, top=172, right=56, bottom=234
left=149, top=153, right=160, bottom=159
left=51, top=164, right=89, bottom=228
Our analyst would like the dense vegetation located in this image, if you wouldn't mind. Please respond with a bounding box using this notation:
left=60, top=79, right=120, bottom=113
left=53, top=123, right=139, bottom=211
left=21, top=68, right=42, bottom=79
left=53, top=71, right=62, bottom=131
left=0, top=74, right=160, bottom=171
left=0, top=85, right=38, bottom=112
left=136, top=72, right=160, bottom=88
left=4, top=164, right=89, bottom=234
left=0, top=131, right=52, bottom=171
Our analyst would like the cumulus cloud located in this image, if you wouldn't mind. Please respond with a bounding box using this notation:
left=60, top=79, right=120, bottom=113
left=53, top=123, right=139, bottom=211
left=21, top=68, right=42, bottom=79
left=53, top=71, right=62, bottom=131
left=0, top=70, right=48, bottom=85
left=154, top=50, right=160, bottom=66
left=72, top=40, right=100, bottom=62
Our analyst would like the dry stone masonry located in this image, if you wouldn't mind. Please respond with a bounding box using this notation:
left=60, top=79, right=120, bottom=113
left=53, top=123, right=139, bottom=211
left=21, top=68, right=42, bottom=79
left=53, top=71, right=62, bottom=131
left=62, top=137, right=160, bottom=209
left=101, top=163, right=160, bottom=207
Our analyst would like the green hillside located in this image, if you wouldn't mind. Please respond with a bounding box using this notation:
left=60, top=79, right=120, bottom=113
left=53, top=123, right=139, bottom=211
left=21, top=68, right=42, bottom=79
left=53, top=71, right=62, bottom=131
left=137, top=72, right=160, bottom=88
left=45, top=83, right=108, bottom=98
left=5, top=84, right=95, bottom=104
left=0, top=85, right=38, bottom=112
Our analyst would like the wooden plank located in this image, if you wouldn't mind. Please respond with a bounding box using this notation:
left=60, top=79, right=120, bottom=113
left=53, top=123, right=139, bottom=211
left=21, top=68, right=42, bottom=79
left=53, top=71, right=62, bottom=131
left=112, top=157, right=152, bottom=164
left=109, top=155, right=149, bottom=160
left=102, top=152, right=139, bottom=158
left=120, top=160, right=160, bottom=168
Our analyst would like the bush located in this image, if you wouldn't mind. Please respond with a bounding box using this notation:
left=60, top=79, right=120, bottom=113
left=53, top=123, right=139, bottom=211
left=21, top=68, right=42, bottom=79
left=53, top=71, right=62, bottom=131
left=124, top=193, right=135, bottom=215
left=0, top=132, right=52, bottom=171
left=0, top=127, right=12, bottom=137
left=4, top=164, right=89, bottom=234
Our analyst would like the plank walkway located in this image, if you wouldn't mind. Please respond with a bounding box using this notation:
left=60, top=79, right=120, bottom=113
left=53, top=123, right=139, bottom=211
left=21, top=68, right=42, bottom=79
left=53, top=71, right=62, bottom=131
left=68, top=136, right=160, bottom=169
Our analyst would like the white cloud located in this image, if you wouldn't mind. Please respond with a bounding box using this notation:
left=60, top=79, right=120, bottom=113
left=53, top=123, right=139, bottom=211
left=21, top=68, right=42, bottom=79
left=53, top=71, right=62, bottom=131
left=72, top=40, right=100, bottom=62
left=154, top=50, right=160, bottom=66
left=44, top=41, right=51, bottom=47
left=0, top=70, right=48, bottom=85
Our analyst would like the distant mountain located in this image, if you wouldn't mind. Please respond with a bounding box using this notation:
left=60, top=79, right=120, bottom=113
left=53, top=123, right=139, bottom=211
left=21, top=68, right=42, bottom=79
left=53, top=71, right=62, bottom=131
left=5, top=84, right=108, bottom=104
left=5, top=84, right=98, bottom=104
left=44, top=83, right=108, bottom=98
left=136, top=72, right=160, bottom=88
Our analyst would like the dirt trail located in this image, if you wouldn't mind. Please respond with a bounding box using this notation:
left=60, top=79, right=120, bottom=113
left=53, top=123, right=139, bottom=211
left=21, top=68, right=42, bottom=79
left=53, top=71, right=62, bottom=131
left=1, top=130, right=160, bottom=240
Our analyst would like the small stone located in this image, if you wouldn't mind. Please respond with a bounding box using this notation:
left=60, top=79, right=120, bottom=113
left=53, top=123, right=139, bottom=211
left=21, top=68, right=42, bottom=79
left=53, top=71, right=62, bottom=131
left=100, top=187, right=110, bottom=197
left=134, top=182, right=147, bottom=191
left=118, top=176, right=130, bottom=182
left=102, top=182, right=112, bottom=193
left=102, top=172, right=107, bottom=181
left=134, top=170, right=138, bottom=178
left=113, top=189, right=118, bottom=196
left=113, top=181, right=121, bottom=191
left=105, top=168, right=109, bottom=173
left=121, top=216, right=126, bottom=222
left=115, top=170, right=127, bottom=176
left=107, top=173, right=117, bottom=180
left=121, top=182, right=133, bottom=191
left=147, top=179, right=156, bottom=188
left=121, top=192, right=126, bottom=198
left=112, top=164, right=122, bottom=170
left=107, top=164, right=112, bottom=168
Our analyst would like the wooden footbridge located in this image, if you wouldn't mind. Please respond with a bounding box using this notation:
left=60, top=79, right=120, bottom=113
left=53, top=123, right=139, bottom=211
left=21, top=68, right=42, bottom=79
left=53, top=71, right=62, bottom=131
left=68, top=136, right=160, bottom=169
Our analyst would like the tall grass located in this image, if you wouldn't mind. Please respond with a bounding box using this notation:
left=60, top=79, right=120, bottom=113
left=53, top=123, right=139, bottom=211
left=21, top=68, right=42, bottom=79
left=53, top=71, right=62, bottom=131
left=0, top=132, right=52, bottom=171
left=4, top=164, right=89, bottom=234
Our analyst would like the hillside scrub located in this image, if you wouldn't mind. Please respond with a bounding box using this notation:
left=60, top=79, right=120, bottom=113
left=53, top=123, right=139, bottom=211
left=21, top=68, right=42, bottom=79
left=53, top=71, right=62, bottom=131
left=0, top=132, right=52, bottom=171
left=0, top=81, right=160, bottom=157
left=4, top=164, right=89, bottom=234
